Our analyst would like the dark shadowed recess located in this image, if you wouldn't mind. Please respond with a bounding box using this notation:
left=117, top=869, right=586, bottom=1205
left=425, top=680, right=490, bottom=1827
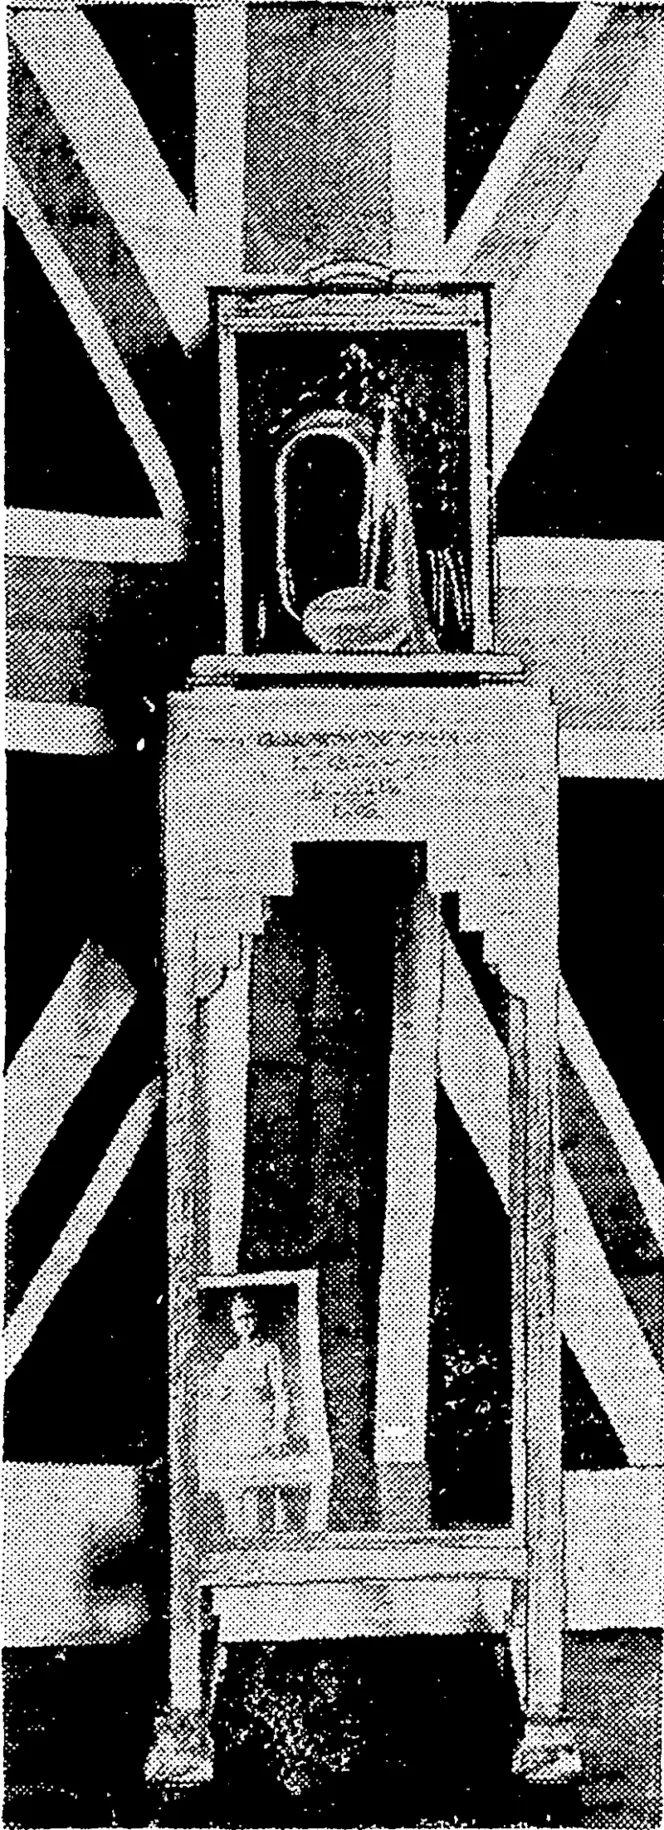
left=4, top=213, right=158, bottom=515
left=446, top=4, right=575, bottom=236
left=240, top=843, right=408, bottom=1525
left=427, top=1084, right=512, bottom=1525
left=81, top=4, right=196, bottom=206
left=498, top=177, right=664, bottom=536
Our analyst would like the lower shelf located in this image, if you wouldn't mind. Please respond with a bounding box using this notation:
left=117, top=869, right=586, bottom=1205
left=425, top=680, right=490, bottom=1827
left=202, top=1525, right=523, bottom=1645
left=201, top=1523, right=523, bottom=1588
left=209, top=1572, right=515, bottom=1642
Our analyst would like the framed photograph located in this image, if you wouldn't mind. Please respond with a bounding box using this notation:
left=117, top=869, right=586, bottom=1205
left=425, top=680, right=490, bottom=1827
left=196, top=1268, right=332, bottom=1535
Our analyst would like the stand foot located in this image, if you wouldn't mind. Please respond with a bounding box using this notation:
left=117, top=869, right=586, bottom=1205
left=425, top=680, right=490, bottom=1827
left=512, top=1716, right=582, bottom=1784
left=145, top=1708, right=214, bottom=1788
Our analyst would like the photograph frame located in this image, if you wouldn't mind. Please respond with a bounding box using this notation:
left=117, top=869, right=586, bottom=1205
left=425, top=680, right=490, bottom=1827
left=196, top=1266, right=333, bottom=1534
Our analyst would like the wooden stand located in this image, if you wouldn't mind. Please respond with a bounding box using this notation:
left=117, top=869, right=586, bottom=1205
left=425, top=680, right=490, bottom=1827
left=146, top=653, right=580, bottom=1787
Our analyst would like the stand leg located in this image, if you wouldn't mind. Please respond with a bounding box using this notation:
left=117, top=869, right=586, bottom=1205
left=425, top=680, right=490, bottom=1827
left=145, top=1576, right=214, bottom=1787
left=511, top=1005, right=581, bottom=1784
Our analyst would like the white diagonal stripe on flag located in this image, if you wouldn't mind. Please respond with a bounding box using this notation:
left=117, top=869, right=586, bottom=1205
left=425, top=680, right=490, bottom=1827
left=4, top=1078, right=162, bottom=1376
left=441, top=5, right=614, bottom=278
left=8, top=8, right=207, bottom=352
left=5, top=942, right=137, bottom=1215
left=491, top=18, right=664, bottom=478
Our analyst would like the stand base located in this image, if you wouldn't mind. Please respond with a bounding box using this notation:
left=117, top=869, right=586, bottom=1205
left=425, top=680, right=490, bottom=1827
left=145, top=1708, right=214, bottom=1788
left=512, top=1716, right=582, bottom=1784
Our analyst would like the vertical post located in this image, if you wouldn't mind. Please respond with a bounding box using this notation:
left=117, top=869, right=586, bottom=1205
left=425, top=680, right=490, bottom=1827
left=145, top=726, right=214, bottom=1787
left=508, top=994, right=528, bottom=1552
left=205, top=940, right=253, bottom=1274
left=467, top=318, right=493, bottom=652
left=145, top=902, right=213, bottom=1786
left=391, top=2, right=449, bottom=272
left=217, top=327, right=243, bottom=655
left=508, top=993, right=527, bottom=1707
left=167, top=920, right=202, bottom=1718
left=374, top=886, right=441, bottom=1528
left=513, top=987, right=581, bottom=1782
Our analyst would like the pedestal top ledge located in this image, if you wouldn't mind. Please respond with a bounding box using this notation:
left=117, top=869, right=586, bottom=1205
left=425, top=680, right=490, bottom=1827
left=189, top=652, right=524, bottom=689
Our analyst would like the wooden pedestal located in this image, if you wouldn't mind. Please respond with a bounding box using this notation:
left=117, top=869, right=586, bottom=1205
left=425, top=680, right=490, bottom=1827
left=149, top=656, right=579, bottom=1787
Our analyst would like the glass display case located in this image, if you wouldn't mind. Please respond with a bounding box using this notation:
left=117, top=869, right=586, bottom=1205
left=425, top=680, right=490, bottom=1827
left=211, top=280, right=495, bottom=660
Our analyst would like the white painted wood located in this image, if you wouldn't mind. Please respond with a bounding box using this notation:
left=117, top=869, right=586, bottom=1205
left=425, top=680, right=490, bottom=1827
left=168, top=679, right=559, bottom=992
left=8, top=8, right=206, bottom=350
left=520, top=1008, right=566, bottom=1725
left=217, top=329, right=244, bottom=653
left=4, top=1081, right=162, bottom=1376
left=467, top=321, right=493, bottom=650
left=205, top=944, right=252, bottom=1272
left=196, top=5, right=247, bottom=279
left=5, top=703, right=114, bottom=756
left=191, top=652, right=521, bottom=683
left=213, top=286, right=485, bottom=332
left=560, top=984, right=664, bottom=1254
left=391, top=5, right=448, bottom=271
left=204, top=1525, right=523, bottom=1590
left=375, top=889, right=442, bottom=1468
left=5, top=943, right=137, bottom=1215
left=508, top=996, right=527, bottom=1552
left=165, top=673, right=562, bottom=1734
left=211, top=1577, right=513, bottom=1643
